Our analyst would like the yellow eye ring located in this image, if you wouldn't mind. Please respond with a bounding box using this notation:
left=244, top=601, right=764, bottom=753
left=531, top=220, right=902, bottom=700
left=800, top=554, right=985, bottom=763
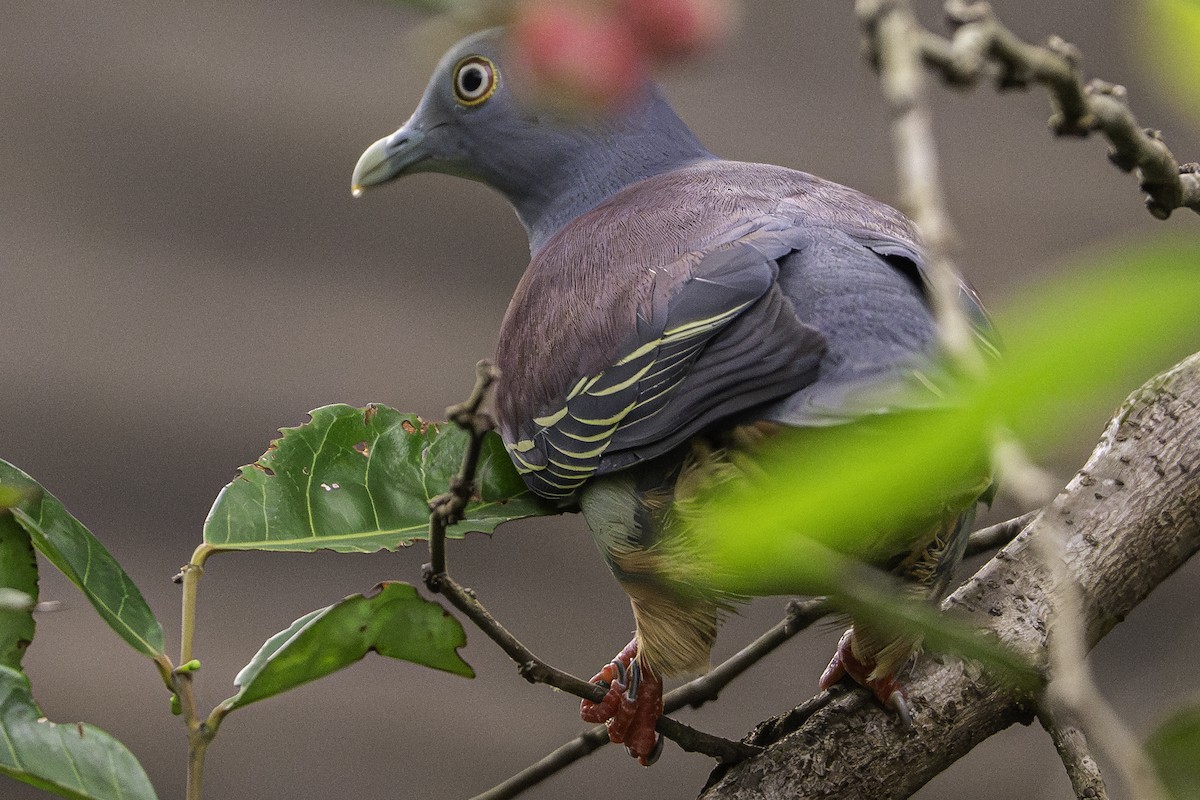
left=453, top=55, right=498, bottom=106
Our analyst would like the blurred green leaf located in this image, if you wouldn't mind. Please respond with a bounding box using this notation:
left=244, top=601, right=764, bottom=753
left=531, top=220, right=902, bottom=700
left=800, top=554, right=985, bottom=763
left=221, top=581, right=472, bottom=713
left=1148, top=702, right=1200, bottom=799
left=204, top=404, right=558, bottom=554
left=833, top=556, right=1041, bottom=693
left=686, top=241, right=1200, bottom=598
left=0, top=493, right=38, bottom=672
left=0, top=461, right=165, bottom=659
left=1135, top=0, right=1200, bottom=128
left=0, top=666, right=158, bottom=800
left=0, top=484, right=28, bottom=510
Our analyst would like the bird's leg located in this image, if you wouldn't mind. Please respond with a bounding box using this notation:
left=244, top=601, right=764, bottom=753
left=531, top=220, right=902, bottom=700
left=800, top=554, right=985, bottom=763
left=580, top=638, right=665, bottom=765
left=819, top=628, right=913, bottom=727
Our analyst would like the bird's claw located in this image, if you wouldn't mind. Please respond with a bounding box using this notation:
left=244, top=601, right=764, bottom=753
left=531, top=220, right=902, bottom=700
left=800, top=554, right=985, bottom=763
left=819, top=630, right=913, bottom=729
left=580, top=639, right=664, bottom=765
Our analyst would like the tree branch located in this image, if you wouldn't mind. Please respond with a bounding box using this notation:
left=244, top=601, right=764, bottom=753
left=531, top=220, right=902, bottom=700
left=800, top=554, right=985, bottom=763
left=888, top=0, right=1200, bottom=219
left=701, top=351, right=1200, bottom=798
left=1037, top=706, right=1110, bottom=800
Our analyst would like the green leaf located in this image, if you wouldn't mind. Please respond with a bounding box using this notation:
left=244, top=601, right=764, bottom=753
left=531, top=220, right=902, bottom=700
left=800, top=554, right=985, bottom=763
left=1148, top=702, right=1200, bottom=799
left=1135, top=0, right=1200, bottom=128
left=204, top=404, right=558, bottom=554
left=0, top=494, right=38, bottom=672
left=684, top=241, right=1200, bottom=598
left=0, top=461, right=165, bottom=659
left=832, top=557, right=1040, bottom=692
left=221, top=581, right=472, bottom=712
left=0, top=666, right=158, bottom=800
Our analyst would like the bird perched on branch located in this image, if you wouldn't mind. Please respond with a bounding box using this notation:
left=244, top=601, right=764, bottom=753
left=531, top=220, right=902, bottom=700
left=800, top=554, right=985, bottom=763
left=352, top=27, right=992, bottom=765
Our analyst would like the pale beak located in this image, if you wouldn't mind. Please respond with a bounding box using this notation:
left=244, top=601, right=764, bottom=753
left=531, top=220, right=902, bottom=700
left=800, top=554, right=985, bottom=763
left=351, top=125, right=429, bottom=196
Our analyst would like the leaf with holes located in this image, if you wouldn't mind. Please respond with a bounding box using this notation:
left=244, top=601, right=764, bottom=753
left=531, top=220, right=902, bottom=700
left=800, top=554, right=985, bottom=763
left=220, top=581, right=472, bottom=712
left=203, top=404, right=559, bottom=553
left=0, top=461, right=164, bottom=659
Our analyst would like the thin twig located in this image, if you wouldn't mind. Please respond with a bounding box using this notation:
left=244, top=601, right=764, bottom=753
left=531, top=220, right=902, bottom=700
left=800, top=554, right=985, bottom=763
left=964, top=511, right=1036, bottom=557
left=469, top=726, right=612, bottom=800
left=858, top=0, right=983, bottom=375
left=471, top=598, right=830, bottom=800
left=174, top=543, right=216, bottom=800
left=667, top=598, right=829, bottom=712
left=427, top=360, right=499, bottom=579
left=1038, top=705, right=1110, bottom=800
left=915, top=0, right=1199, bottom=219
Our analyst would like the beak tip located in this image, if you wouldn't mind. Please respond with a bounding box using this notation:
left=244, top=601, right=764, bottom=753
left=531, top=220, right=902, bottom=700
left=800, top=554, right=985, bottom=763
left=351, top=185, right=364, bottom=198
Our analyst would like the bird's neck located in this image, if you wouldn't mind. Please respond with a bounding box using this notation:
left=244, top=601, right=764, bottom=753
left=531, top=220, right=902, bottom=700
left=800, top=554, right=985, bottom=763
left=505, top=91, right=715, bottom=255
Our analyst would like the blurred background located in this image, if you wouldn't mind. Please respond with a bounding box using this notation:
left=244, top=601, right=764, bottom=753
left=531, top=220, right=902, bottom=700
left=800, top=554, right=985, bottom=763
left=2, top=1, right=1198, bottom=798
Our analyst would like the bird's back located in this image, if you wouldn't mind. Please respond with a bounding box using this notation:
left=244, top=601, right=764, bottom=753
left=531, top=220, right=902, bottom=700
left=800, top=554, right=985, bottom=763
left=495, top=159, right=942, bottom=469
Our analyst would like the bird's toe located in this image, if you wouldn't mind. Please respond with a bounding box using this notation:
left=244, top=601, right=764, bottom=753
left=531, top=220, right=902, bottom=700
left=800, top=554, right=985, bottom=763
left=820, top=629, right=913, bottom=728
left=580, top=639, right=665, bottom=765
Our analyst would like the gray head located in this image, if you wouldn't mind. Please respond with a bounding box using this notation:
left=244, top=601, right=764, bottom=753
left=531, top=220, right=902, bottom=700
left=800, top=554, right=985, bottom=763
left=351, top=27, right=713, bottom=253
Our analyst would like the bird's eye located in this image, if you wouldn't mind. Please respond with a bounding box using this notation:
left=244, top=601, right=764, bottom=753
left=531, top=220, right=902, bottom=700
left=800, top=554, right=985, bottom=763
left=453, top=56, right=498, bottom=106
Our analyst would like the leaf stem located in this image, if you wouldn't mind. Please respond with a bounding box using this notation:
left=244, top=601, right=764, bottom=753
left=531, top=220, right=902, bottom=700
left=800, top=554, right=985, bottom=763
left=186, top=735, right=209, bottom=800
left=175, top=542, right=216, bottom=800
left=180, top=543, right=214, bottom=665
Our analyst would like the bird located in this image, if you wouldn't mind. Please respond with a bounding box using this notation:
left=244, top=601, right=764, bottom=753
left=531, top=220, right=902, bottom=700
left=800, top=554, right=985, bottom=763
left=351, top=27, right=992, bottom=765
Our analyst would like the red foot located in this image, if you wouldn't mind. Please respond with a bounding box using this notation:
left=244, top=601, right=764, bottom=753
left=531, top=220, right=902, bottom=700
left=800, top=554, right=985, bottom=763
left=580, top=639, right=664, bottom=765
left=819, top=630, right=913, bottom=727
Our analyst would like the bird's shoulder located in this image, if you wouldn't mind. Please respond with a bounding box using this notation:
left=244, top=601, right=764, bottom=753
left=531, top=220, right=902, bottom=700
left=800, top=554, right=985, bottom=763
left=546, top=159, right=919, bottom=260
left=497, top=158, right=916, bottom=372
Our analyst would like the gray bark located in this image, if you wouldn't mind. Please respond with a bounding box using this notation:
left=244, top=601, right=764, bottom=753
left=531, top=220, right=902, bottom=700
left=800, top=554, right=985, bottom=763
left=701, top=352, right=1200, bottom=799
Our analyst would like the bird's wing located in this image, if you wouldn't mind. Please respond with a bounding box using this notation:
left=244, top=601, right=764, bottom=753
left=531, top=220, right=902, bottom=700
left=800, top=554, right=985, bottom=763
left=503, top=221, right=826, bottom=501
left=849, top=232, right=998, bottom=359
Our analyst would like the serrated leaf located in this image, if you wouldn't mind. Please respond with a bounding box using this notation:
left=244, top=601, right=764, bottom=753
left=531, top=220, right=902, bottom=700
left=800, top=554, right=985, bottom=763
left=0, top=462, right=164, bottom=659
left=1148, top=702, right=1200, bottom=800
left=203, top=404, right=558, bottom=554
left=0, top=666, right=157, bottom=800
left=221, top=581, right=472, bottom=712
